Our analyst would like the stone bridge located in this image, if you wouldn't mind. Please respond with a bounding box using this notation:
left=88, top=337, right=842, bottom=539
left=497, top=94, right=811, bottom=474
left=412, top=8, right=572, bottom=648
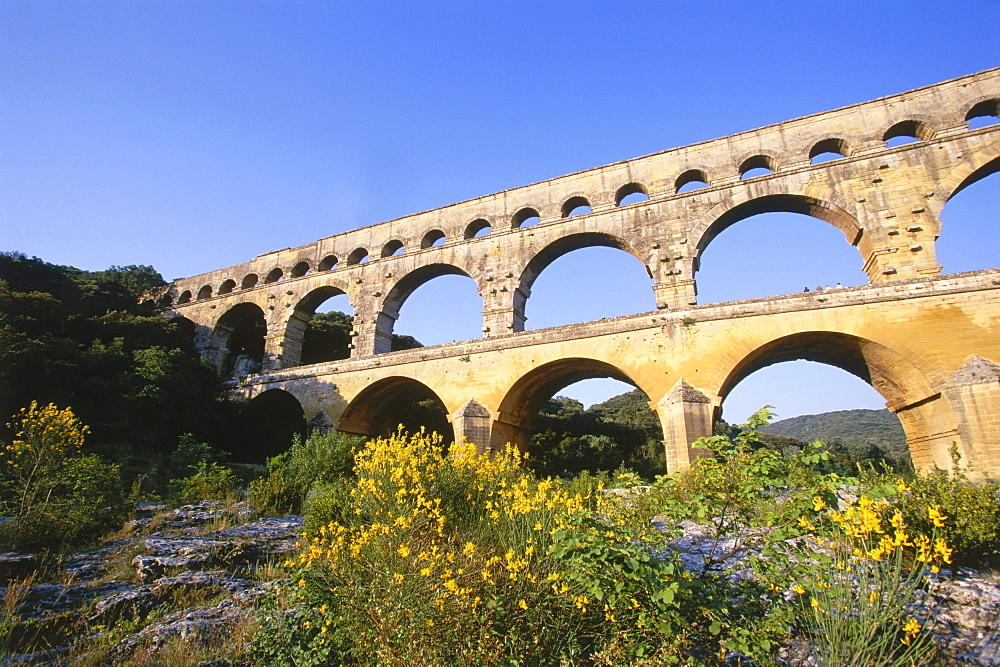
left=160, top=68, right=1000, bottom=476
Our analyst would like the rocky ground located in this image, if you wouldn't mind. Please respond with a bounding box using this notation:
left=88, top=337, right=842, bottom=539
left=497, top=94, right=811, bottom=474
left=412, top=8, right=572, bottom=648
left=0, top=502, right=301, bottom=665
left=1, top=504, right=998, bottom=665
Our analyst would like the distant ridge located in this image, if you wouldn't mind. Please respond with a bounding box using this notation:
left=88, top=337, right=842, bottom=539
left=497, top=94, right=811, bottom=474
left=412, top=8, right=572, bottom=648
left=761, top=408, right=905, bottom=446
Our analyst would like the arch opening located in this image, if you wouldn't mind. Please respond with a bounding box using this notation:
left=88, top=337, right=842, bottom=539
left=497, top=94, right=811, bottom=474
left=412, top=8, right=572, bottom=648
left=168, top=316, right=196, bottom=346
left=561, top=196, right=592, bottom=218
left=241, top=274, right=259, bottom=290
left=215, top=302, right=266, bottom=378
left=177, top=290, right=192, bottom=305
left=292, top=286, right=355, bottom=366
left=319, top=255, right=339, bottom=271
left=695, top=203, right=867, bottom=303
left=809, top=138, right=850, bottom=164
left=218, top=279, right=236, bottom=295
left=739, top=155, right=777, bottom=180
left=520, top=235, right=655, bottom=330
left=966, top=99, right=1000, bottom=129
left=718, top=332, right=939, bottom=471
left=382, top=240, right=405, bottom=257
left=376, top=264, right=481, bottom=353
left=884, top=119, right=933, bottom=147
left=494, top=358, right=665, bottom=477
left=338, top=377, right=453, bottom=444
left=197, top=285, right=213, bottom=300
left=616, top=182, right=650, bottom=206
left=291, top=261, right=310, bottom=278
left=675, top=169, right=710, bottom=193
left=465, top=219, right=491, bottom=239
left=236, top=389, right=306, bottom=463
left=264, top=268, right=283, bottom=284
left=421, top=230, right=446, bottom=249
left=158, top=293, right=173, bottom=308
left=512, top=207, right=541, bottom=228
left=346, top=248, right=368, bottom=265
left=938, top=158, right=1000, bottom=274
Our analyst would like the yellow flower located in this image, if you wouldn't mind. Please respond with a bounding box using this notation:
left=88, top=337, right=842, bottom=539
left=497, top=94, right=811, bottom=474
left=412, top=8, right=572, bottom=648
left=792, top=584, right=806, bottom=595
left=462, top=541, right=476, bottom=557
left=518, top=599, right=529, bottom=610
left=897, top=480, right=911, bottom=493
left=868, top=591, right=878, bottom=605
left=397, top=545, right=411, bottom=558
left=810, top=597, right=821, bottom=611
left=812, top=496, right=827, bottom=512
left=901, top=618, right=921, bottom=645
left=934, top=538, right=953, bottom=564
left=928, top=506, right=948, bottom=528
left=798, top=516, right=815, bottom=531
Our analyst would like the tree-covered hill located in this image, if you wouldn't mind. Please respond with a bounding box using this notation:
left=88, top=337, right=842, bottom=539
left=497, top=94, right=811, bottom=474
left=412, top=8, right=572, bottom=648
left=761, top=408, right=905, bottom=446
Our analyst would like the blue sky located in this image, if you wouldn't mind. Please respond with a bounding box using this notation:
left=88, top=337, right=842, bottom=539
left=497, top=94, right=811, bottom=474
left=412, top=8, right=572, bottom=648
left=2, top=1, right=998, bottom=424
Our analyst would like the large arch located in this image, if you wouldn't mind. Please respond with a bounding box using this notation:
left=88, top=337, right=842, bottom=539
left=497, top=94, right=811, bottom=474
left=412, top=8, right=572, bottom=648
left=235, top=388, right=306, bottom=463
left=373, top=263, right=482, bottom=354
left=214, top=302, right=267, bottom=378
left=691, top=193, right=864, bottom=270
left=514, top=231, right=651, bottom=330
left=338, top=376, right=454, bottom=443
left=716, top=331, right=956, bottom=469
left=491, top=357, right=658, bottom=455
left=284, top=284, right=354, bottom=367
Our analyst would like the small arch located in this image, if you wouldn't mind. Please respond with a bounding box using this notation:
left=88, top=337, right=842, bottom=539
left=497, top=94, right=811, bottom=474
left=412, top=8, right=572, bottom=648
left=338, top=377, right=454, bottom=443
left=809, top=138, right=851, bottom=164
left=421, top=230, right=446, bottom=248
left=237, top=389, right=306, bottom=463
left=739, top=155, right=777, bottom=180
left=465, top=219, right=492, bottom=239
left=290, top=261, right=310, bottom=278
left=168, top=315, right=196, bottom=340
left=615, top=182, right=650, bottom=206
left=561, top=196, right=592, bottom=218
left=381, top=240, right=405, bottom=257
left=177, top=290, right=192, bottom=304
left=289, top=285, right=354, bottom=366
left=346, top=248, right=368, bottom=265
left=264, top=268, right=283, bottom=284
left=675, top=169, right=710, bottom=193
left=319, top=255, right=339, bottom=271
left=157, top=293, right=174, bottom=308
left=883, top=119, right=934, bottom=146
left=241, top=274, right=259, bottom=289
left=218, top=279, right=236, bottom=295
left=512, top=207, right=541, bottom=228
left=215, top=302, right=267, bottom=378
left=965, top=99, right=1000, bottom=129
left=197, top=285, right=213, bottom=300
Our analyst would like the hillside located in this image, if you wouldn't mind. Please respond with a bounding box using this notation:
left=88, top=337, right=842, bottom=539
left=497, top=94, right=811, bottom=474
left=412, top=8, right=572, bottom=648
left=761, top=409, right=905, bottom=444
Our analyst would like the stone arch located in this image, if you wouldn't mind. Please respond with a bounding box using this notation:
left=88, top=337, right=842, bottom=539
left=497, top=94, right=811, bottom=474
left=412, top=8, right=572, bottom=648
left=491, top=357, right=656, bottom=453
left=283, top=283, right=354, bottom=367
left=809, top=137, right=851, bottom=161
left=883, top=119, right=935, bottom=144
left=940, top=143, right=1000, bottom=202
left=291, top=261, right=310, bottom=278
left=738, top=154, right=778, bottom=179
left=381, top=239, right=404, bottom=257
left=241, top=274, right=259, bottom=289
left=512, top=207, right=541, bottom=228
left=177, top=290, right=192, bottom=304
left=236, top=388, right=306, bottom=463
left=168, top=315, right=196, bottom=343
left=338, top=376, right=454, bottom=443
left=218, top=279, right=236, bottom=295
left=197, top=284, right=213, bottom=300
left=346, top=248, right=368, bottom=265
left=421, top=230, right=446, bottom=248
left=561, top=195, right=592, bottom=218
left=674, top=169, right=710, bottom=193
left=213, top=302, right=267, bottom=377
left=966, top=98, right=1000, bottom=123
left=717, top=331, right=957, bottom=469
left=319, top=255, right=339, bottom=271
left=158, top=292, right=174, bottom=308
left=264, top=268, right=283, bottom=284
left=465, top=218, right=491, bottom=239
left=373, top=263, right=481, bottom=354
left=615, top=182, right=649, bottom=205
left=691, top=192, right=865, bottom=272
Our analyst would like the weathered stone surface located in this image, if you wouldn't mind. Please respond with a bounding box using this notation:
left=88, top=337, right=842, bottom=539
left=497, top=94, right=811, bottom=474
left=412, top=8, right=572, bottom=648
left=108, top=603, right=251, bottom=662
left=0, top=552, right=39, bottom=584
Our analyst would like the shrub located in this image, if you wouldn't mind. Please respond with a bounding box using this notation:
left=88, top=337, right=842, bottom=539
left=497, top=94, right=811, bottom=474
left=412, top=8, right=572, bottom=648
left=0, top=402, right=129, bottom=551
left=248, top=430, right=365, bottom=514
left=168, top=460, right=239, bottom=506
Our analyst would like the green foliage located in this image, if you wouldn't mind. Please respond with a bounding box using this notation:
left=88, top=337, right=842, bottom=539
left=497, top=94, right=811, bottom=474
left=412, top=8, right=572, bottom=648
left=0, top=403, right=130, bottom=551
left=168, top=460, right=239, bottom=506
left=0, top=252, right=227, bottom=463
left=248, top=430, right=365, bottom=514
left=300, top=310, right=423, bottom=365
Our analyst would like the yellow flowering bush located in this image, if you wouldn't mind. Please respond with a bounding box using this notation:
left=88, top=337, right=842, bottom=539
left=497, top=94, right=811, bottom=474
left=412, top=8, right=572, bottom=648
left=253, top=429, right=715, bottom=664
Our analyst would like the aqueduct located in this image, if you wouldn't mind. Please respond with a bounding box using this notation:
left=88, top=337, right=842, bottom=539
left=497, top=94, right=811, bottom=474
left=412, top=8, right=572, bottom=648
left=160, top=68, right=1000, bottom=476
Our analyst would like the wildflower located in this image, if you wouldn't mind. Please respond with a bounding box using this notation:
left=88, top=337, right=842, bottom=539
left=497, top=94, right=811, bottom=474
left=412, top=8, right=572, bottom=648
left=798, top=516, right=815, bottom=531
left=462, top=541, right=476, bottom=557
left=810, top=597, right=821, bottom=611
left=397, top=545, right=411, bottom=558
left=928, top=506, right=948, bottom=528
left=812, top=496, right=827, bottom=512
left=934, top=538, right=953, bottom=564
left=518, top=599, right=529, bottom=610
left=901, top=618, right=921, bottom=645
left=869, top=591, right=878, bottom=605
left=792, top=584, right=806, bottom=595
left=897, top=480, right=911, bottom=493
